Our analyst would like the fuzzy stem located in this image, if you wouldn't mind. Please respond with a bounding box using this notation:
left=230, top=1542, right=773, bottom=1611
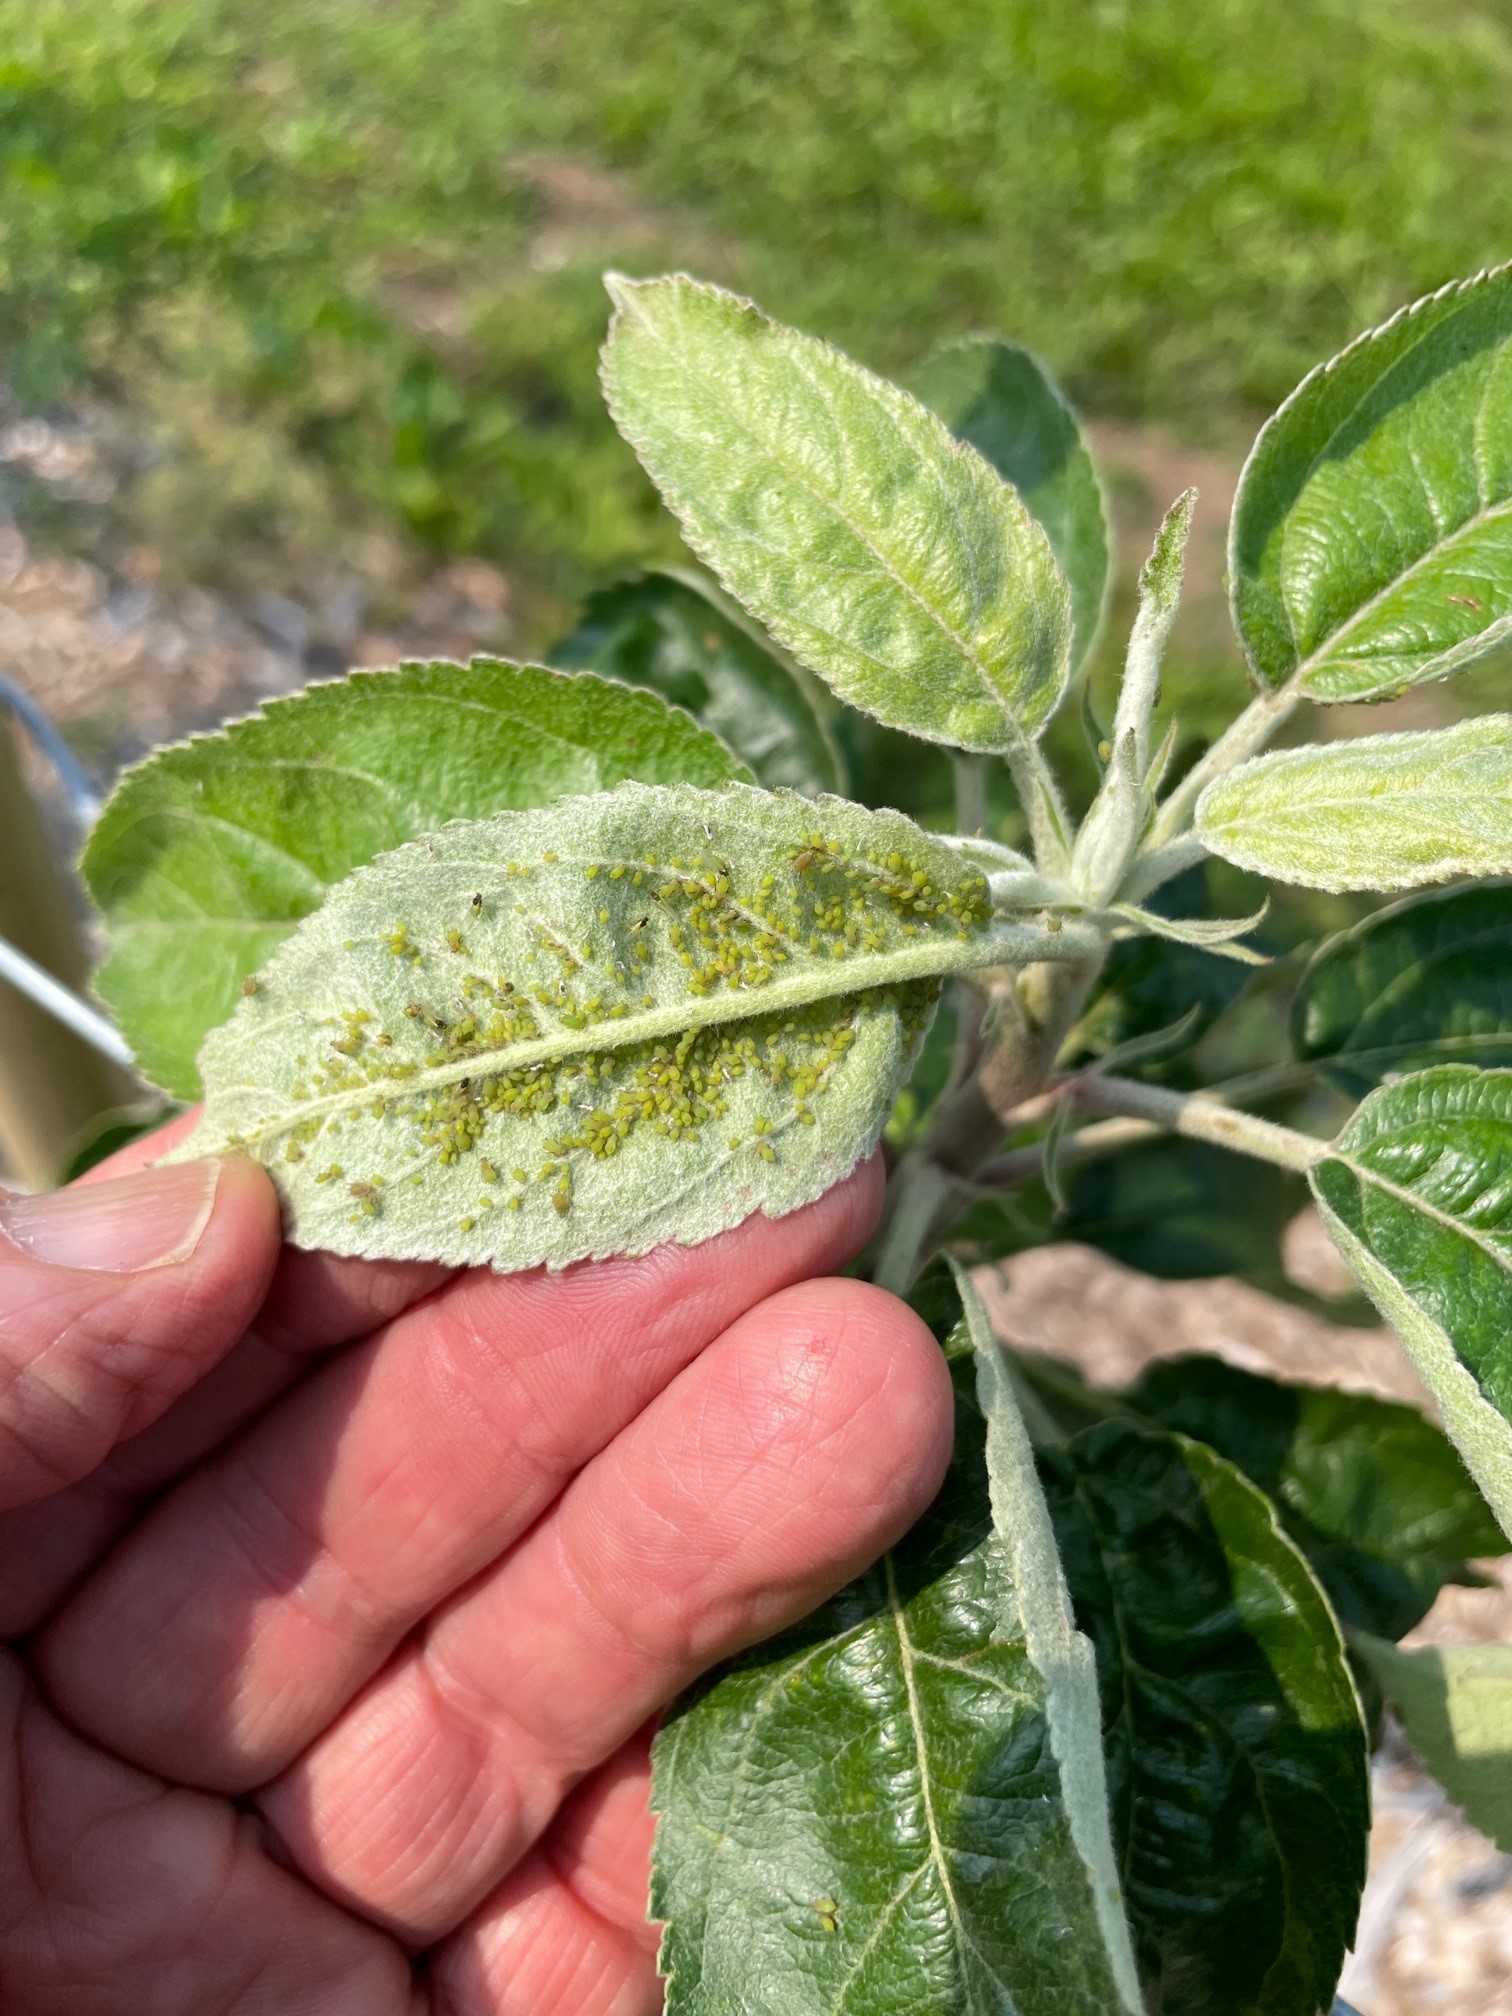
left=1147, top=675, right=1304, bottom=847
left=1007, top=743, right=1074, bottom=879
left=1075, top=1073, right=1327, bottom=1173
left=952, top=753, right=990, bottom=838
left=974, top=1114, right=1160, bottom=1189
left=872, top=1154, right=956, bottom=1295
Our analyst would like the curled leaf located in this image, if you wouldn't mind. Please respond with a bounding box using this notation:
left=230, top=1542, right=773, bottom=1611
left=1040, top=1420, right=1369, bottom=2016
left=1109, top=900, right=1270, bottom=964
left=1310, top=1065, right=1512, bottom=1541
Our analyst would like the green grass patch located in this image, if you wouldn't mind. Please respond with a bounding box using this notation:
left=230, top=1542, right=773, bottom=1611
left=3, top=0, right=1511, bottom=641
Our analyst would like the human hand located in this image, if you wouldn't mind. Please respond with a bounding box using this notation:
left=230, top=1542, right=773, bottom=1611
left=0, top=1121, right=952, bottom=2014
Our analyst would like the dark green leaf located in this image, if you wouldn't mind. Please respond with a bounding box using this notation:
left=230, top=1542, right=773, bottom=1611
left=830, top=705, right=957, bottom=819
left=1230, top=265, right=1512, bottom=702
left=1129, top=1357, right=1507, bottom=1641
left=1310, top=1065, right=1512, bottom=1540
left=1293, top=880, right=1512, bottom=1095
left=83, top=658, right=748, bottom=1097
left=914, top=338, right=1109, bottom=674
left=651, top=1307, right=1143, bottom=2015
left=552, top=568, right=843, bottom=796
left=1041, top=1420, right=1369, bottom=2016
left=958, top=1136, right=1306, bottom=1291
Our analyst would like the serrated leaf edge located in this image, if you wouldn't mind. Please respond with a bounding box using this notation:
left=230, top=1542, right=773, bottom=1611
left=1310, top=1163, right=1512, bottom=1543
left=601, top=271, right=1073, bottom=757
left=1228, top=260, right=1512, bottom=697
left=180, top=784, right=1097, bottom=1164
left=1192, top=720, right=1512, bottom=894
left=915, top=332, right=1113, bottom=674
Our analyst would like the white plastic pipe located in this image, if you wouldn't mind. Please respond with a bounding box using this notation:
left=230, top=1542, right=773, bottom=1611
left=0, top=930, right=133, bottom=1068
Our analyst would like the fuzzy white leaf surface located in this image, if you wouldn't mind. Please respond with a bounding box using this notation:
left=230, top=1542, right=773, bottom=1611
left=176, top=783, right=1070, bottom=1271
left=1195, top=717, right=1512, bottom=892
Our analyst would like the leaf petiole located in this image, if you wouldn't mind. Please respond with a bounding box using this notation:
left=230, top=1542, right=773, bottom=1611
left=1076, top=1071, right=1327, bottom=1174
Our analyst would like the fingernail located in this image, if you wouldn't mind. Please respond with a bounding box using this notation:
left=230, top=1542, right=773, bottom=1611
left=0, top=1161, right=223, bottom=1273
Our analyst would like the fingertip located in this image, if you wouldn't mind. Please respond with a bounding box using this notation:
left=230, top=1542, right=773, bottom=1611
left=740, top=1274, right=956, bottom=1544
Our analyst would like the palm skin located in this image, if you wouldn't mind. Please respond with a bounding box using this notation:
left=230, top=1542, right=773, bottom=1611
left=0, top=1117, right=951, bottom=2015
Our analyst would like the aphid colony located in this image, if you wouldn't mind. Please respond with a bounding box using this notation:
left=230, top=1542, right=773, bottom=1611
left=268, top=826, right=986, bottom=1230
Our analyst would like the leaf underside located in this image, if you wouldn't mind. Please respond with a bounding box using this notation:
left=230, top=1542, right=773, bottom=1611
left=1041, top=1421, right=1369, bottom=2016
left=180, top=783, right=999, bottom=1271
left=1195, top=717, right=1512, bottom=892
left=1310, top=1065, right=1512, bottom=1542
left=83, top=658, right=747, bottom=1097
left=652, top=1306, right=1140, bottom=2016
left=1292, top=880, right=1512, bottom=1094
left=601, top=274, right=1073, bottom=754
left=1230, top=263, right=1512, bottom=702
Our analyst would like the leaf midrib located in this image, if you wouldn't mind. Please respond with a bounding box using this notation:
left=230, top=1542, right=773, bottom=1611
left=1072, top=1465, right=1338, bottom=2009
left=1294, top=499, right=1512, bottom=680
left=616, top=293, right=1045, bottom=751
left=884, top=1552, right=1013, bottom=2015
left=218, top=919, right=1086, bottom=1149
left=1326, top=1141, right=1512, bottom=1277
left=1210, top=767, right=1512, bottom=835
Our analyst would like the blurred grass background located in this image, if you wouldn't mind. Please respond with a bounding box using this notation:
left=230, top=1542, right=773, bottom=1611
left=4, top=0, right=1512, bottom=662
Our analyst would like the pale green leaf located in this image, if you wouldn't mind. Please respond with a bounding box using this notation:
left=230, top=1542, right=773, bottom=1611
left=1109, top=900, right=1270, bottom=964
left=913, top=337, right=1109, bottom=674
left=83, top=659, right=748, bottom=1098
left=1309, top=1065, right=1512, bottom=1542
left=601, top=274, right=1073, bottom=754
left=179, top=783, right=1089, bottom=1271
left=1231, top=265, right=1512, bottom=702
left=650, top=1278, right=1144, bottom=2016
left=552, top=566, right=844, bottom=796
left=1195, top=717, right=1512, bottom=892
left=1352, top=1635, right=1512, bottom=1851
left=957, top=1266, right=1144, bottom=2011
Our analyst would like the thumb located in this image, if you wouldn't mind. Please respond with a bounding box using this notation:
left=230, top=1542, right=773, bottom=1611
left=0, top=1158, right=281, bottom=1512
